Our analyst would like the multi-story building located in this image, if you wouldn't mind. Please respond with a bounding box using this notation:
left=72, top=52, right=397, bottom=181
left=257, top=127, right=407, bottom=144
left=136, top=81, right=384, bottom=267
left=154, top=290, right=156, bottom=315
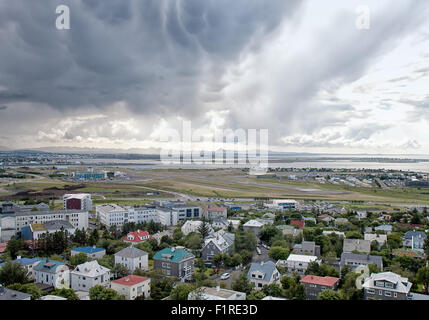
left=300, top=275, right=340, bottom=300
left=181, top=220, right=214, bottom=236
left=34, top=258, right=70, bottom=289
left=111, top=275, right=151, bottom=300
left=15, top=210, right=88, bottom=234
left=247, top=261, right=281, bottom=290
left=153, top=247, right=195, bottom=281
left=243, top=220, right=265, bottom=237
left=63, top=194, right=92, bottom=211
left=402, top=230, right=427, bottom=251
left=362, top=272, right=413, bottom=300
left=114, top=246, right=149, bottom=273
left=21, top=220, right=76, bottom=240
left=70, top=261, right=111, bottom=292
left=293, top=241, right=321, bottom=257
left=205, top=206, right=228, bottom=220
left=96, top=204, right=129, bottom=227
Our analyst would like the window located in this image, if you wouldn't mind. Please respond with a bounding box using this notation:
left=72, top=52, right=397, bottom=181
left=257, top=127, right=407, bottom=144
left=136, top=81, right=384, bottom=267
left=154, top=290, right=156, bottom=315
left=385, top=282, right=394, bottom=289
left=367, top=289, right=375, bottom=294
left=394, top=293, right=397, bottom=298
left=379, top=290, right=382, bottom=295
left=385, top=291, right=391, bottom=297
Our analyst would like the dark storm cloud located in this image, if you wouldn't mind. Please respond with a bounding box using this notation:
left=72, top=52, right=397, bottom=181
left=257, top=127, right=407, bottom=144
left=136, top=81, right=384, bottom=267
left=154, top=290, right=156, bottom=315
left=0, top=0, right=301, bottom=118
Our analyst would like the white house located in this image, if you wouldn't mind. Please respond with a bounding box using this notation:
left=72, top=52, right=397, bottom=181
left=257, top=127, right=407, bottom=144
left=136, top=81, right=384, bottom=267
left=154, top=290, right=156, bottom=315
left=364, top=233, right=387, bottom=247
left=34, top=259, right=70, bottom=289
left=114, top=246, right=149, bottom=273
left=281, top=254, right=319, bottom=275
left=181, top=220, right=214, bottom=236
left=111, top=275, right=151, bottom=300
left=205, top=206, right=228, bottom=220
left=70, top=260, right=111, bottom=292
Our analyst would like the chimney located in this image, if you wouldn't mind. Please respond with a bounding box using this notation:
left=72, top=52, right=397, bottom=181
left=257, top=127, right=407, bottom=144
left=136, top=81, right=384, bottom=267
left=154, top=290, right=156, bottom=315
left=260, top=261, right=264, bottom=266
left=17, top=255, right=22, bottom=260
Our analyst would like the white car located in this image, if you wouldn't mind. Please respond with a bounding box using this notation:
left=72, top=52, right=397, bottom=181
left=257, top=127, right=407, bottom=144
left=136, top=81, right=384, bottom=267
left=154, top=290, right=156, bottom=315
left=220, top=273, right=230, bottom=280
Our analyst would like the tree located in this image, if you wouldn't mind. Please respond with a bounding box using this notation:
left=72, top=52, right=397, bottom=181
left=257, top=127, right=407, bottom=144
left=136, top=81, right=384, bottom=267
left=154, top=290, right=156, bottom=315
left=258, top=226, right=281, bottom=245
left=232, top=271, right=254, bottom=295
left=88, top=229, right=100, bottom=246
left=268, top=246, right=289, bottom=261
left=7, top=283, right=41, bottom=300
left=247, top=290, right=266, bottom=300
left=262, top=283, right=283, bottom=297
left=416, top=266, right=429, bottom=294
left=0, top=261, right=29, bottom=286
left=198, top=220, right=211, bottom=239
left=424, top=237, right=429, bottom=258
left=69, top=252, right=89, bottom=267
left=50, top=288, right=80, bottom=300
left=170, top=283, right=195, bottom=300
left=89, top=285, right=125, bottom=300
left=111, top=263, right=130, bottom=279
left=5, top=238, right=29, bottom=259
left=318, top=289, right=342, bottom=300
left=184, top=233, right=204, bottom=250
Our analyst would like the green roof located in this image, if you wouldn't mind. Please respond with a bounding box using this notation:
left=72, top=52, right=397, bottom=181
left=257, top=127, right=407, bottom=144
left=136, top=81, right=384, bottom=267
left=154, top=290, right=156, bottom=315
left=153, top=248, right=194, bottom=263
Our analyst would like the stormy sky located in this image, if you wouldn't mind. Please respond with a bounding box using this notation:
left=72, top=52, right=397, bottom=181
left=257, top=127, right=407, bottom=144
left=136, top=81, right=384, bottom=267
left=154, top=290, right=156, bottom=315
left=0, top=0, right=429, bottom=154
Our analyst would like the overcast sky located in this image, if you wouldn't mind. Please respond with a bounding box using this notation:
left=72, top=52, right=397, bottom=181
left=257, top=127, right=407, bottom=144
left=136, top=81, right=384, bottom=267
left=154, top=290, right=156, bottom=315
left=0, top=0, right=429, bottom=154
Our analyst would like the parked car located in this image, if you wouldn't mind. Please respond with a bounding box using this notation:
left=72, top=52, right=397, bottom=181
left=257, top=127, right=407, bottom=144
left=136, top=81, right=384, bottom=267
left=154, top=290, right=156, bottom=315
left=220, top=273, right=230, bottom=280
left=256, top=247, right=261, bottom=255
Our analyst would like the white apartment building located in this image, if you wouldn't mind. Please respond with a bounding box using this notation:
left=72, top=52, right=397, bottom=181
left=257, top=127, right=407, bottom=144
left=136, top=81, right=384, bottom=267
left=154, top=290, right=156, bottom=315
left=15, top=210, right=88, bottom=233
left=34, top=259, right=70, bottom=289
left=70, top=261, right=111, bottom=292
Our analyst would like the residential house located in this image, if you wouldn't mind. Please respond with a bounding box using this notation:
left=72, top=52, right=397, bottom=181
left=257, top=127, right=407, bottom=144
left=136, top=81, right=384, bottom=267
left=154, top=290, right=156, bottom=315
left=114, top=246, right=149, bottom=273
left=277, top=225, right=303, bottom=238
left=181, top=220, right=214, bottom=236
left=290, top=220, right=305, bottom=229
left=201, top=231, right=235, bottom=266
left=188, top=286, right=246, bottom=300
left=343, top=239, right=371, bottom=254
left=402, top=230, right=427, bottom=251
left=364, top=233, right=387, bottom=247
left=319, top=215, right=334, bottom=224
left=340, top=252, right=383, bottom=271
left=227, top=220, right=240, bottom=230
left=334, top=218, right=349, bottom=226
left=374, top=224, right=393, bottom=234
left=70, top=260, right=111, bottom=292
left=356, top=211, right=367, bottom=220
left=293, top=241, right=321, bottom=257
left=211, top=218, right=230, bottom=230
left=153, top=247, right=195, bottom=281
left=302, top=216, right=317, bottom=224
left=362, top=272, right=412, bottom=300
left=111, top=275, right=151, bottom=300
left=122, top=230, right=152, bottom=244
left=300, top=275, right=340, bottom=300
left=0, top=257, right=41, bottom=280
left=205, top=206, right=228, bottom=220
left=21, top=220, right=76, bottom=241
left=281, top=254, right=319, bottom=275
left=322, top=230, right=345, bottom=238
left=0, top=285, right=31, bottom=300
left=243, top=220, right=265, bottom=237
left=247, top=261, right=281, bottom=290
left=34, top=258, right=70, bottom=289
left=71, top=246, right=106, bottom=259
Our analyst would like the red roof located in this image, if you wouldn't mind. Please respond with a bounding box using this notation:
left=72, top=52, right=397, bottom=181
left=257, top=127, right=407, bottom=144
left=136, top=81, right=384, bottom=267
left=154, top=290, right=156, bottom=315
left=112, top=275, right=150, bottom=286
left=206, top=206, right=227, bottom=212
left=123, top=230, right=152, bottom=243
left=300, top=275, right=340, bottom=287
left=319, top=214, right=331, bottom=219
left=290, top=220, right=305, bottom=229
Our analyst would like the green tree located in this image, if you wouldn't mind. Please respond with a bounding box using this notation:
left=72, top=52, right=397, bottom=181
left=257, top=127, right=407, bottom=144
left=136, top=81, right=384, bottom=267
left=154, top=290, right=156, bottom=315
left=262, top=283, right=283, bottom=297
left=50, top=288, right=80, bottom=300
left=170, top=283, right=195, bottom=300
left=268, top=246, right=290, bottom=261
left=0, top=261, right=29, bottom=286
left=258, top=226, right=281, bottom=245
left=232, top=271, right=254, bottom=295
left=5, top=238, right=29, bottom=260
left=416, top=266, right=429, bottom=294
left=69, top=252, right=89, bottom=267
left=111, top=263, right=130, bottom=279
left=89, top=285, right=125, bottom=300
left=198, top=220, right=211, bottom=239
left=247, top=289, right=266, bottom=300
left=317, top=289, right=342, bottom=300
left=7, top=283, right=41, bottom=300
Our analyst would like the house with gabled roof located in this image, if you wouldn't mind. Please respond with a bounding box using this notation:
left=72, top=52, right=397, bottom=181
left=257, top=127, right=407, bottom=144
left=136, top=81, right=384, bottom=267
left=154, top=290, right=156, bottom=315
left=201, top=231, right=235, bottom=266
left=247, top=261, right=281, bottom=290
left=340, top=252, right=383, bottom=271
left=122, top=230, right=152, bottom=244
left=402, top=230, right=427, bottom=251
left=343, top=239, right=371, bottom=254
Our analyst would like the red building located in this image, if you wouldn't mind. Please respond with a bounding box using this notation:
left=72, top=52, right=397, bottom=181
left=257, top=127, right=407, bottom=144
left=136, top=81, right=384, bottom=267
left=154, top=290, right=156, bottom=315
left=290, top=220, right=305, bottom=229
left=123, top=230, right=152, bottom=244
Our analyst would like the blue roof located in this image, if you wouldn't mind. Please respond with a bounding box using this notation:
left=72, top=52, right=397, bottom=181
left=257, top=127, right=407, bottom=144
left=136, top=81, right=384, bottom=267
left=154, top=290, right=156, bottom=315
left=71, top=246, right=105, bottom=254
left=0, top=258, right=41, bottom=268
left=33, top=259, right=65, bottom=273
left=404, top=230, right=427, bottom=240
left=247, top=261, right=277, bottom=282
